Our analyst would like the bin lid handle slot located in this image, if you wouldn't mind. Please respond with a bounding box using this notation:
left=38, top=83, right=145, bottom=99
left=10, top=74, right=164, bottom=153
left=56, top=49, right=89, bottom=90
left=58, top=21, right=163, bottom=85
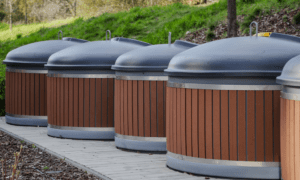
left=58, top=30, right=63, bottom=40
left=250, top=21, right=259, bottom=38
left=168, top=32, right=171, bottom=46
left=106, top=30, right=111, bottom=41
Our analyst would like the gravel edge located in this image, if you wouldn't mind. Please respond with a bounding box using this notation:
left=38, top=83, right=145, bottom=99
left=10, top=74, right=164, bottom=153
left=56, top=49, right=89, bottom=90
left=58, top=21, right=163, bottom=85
left=0, top=116, right=112, bottom=180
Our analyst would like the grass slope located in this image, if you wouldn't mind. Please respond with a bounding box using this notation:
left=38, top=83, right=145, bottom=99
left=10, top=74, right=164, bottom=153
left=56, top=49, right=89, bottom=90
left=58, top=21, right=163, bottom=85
left=0, top=0, right=299, bottom=115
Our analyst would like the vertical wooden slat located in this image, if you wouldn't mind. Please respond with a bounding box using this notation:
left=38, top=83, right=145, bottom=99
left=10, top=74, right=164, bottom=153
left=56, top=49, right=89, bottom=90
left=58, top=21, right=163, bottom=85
left=221, top=90, right=229, bottom=160
left=172, top=88, right=177, bottom=154
left=5, top=72, right=8, bottom=113
left=47, top=77, right=51, bottom=124
left=108, top=78, right=114, bottom=127
left=40, top=74, right=45, bottom=116
left=198, top=89, right=205, bottom=158
left=132, top=80, right=138, bottom=136
left=64, top=78, right=69, bottom=126
left=157, top=81, right=164, bottom=137
left=11, top=73, right=13, bottom=114
left=73, top=78, right=79, bottom=127
left=69, top=78, right=74, bottom=127
left=166, top=87, right=170, bottom=151
left=206, top=89, right=213, bottom=159
left=192, top=89, right=198, bottom=157
left=169, top=87, right=173, bottom=153
left=84, top=79, right=90, bottom=127
left=22, top=73, right=26, bottom=115
left=176, top=88, right=181, bottom=155
left=186, top=89, right=192, bottom=157
left=238, top=91, right=246, bottom=161
left=30, top=73, right=35, bottom=115
left=128, top=80, right=133, bottom=135
left=273, top=91, right=281, bottom=162
left=151, top=81, right=157, bottom=137
left=34, top=74, right=39, bottom=115
left=120, top=80, right=124, bottom=133
left=264, top=91, right=273, bottom=162
left=102, top=79, right=108, bottom=127
left=138, top=81, right=144, bottom=136
left=181, top=88, right=186, bottom=156
left=78, top=78, right=84, bottom=127
left=90, top=79, right=96, bottom=128
left=114, top=80, right=120, bottom=133
left=290, top=100, right=295, bottom=180
left=144, top=81, right=151, bottom=137
left=256, top=91, right=264, bottom=162
left=57, top=78, right=61, bottom=125
left=44, top=74, right=47, bottom=115
left=280, top=98, right=287, bottom=180
left=247, top=90, right=255, bottom=161
left=286, top=99, right=291, bottom=180
left=60, top=78, right=64, bottom=126
left=213, top=90, right=221, bottom=159
left=18, top=73, right=21, bottom=114
left=124, top=80, right=128, bottom=134
left=25, top=74, right=30, bottom=115
left=53, top=78, right=57, bottom=125
left=163, top=82, right=167, bottom=137
left=295, top=100, right=300, bottom=180
left=229, top=90, right=237, bottom=160
left=15, top=73, right=18, bottom=114
left=96, top=79, right=102, bottom=127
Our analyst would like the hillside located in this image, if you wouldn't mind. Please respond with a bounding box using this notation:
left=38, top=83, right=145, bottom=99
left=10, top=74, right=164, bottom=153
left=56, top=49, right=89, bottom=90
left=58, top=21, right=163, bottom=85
left=0, top=0, right=300, bottom=115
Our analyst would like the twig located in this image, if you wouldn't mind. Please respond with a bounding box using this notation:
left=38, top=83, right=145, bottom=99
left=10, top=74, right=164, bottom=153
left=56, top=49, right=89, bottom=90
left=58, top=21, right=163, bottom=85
left=32, top=166, right=56, bottom=180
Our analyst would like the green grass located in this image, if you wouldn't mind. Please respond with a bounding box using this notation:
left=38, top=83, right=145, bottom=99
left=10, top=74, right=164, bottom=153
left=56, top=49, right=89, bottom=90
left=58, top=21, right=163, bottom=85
left=0, top=0, right=299, bottom=115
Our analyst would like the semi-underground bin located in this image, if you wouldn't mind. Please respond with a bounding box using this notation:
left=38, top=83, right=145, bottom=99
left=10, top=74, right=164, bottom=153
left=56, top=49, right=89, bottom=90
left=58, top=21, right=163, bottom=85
left=45, top=37, right=151, bottom=140
left=276, top=55, right=300, bottom=180
left=112, top=36, right=198, bottom=151
left=163, top=34, right=300, bottom=179
left=3, top=34, right=87, bottom=126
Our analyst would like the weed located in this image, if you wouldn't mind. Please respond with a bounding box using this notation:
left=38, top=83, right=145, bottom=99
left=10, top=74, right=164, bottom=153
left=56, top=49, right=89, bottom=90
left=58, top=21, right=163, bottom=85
left=19, top=140, right=24, bottom=144
left=43, top=166, right=49, bottom=170
left=32, top=144, right=36, bottom=148
left=283, top=15, right=288, bottom=22
left=293, top=12, right=300, bottom=24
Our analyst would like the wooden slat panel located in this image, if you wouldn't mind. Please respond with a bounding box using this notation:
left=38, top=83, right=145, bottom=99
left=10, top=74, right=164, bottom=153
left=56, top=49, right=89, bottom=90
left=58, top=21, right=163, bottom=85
left=90, top=79, right=96, bottom=128
left=47, top=77, right=51, bottom=124
left=237, top=91, right=246, bottom=161
left=60, top=78, right=64, bottom=126
left=57, top=78, right=61, bottom=125
left=273, top=91, right=281, bottom=162
left=65, top=78, right=69, bottom=126
left=124, top=80, right=128, bottom=134
left=102, top=79, right=108, bottom=127
left=96, top=79, right=102, bottom=127
left=163, top=82, right=167, bottom=137
left=247, top=91, right=255, bottom=161
left=69, top=78, right=74, bottom=127
left=74, top=78, right=79, bottom=127
left=18, top=73, right=21, bottom=114
left=30, top=73, right=35, bottom=115
left=205, top=89, right=213, bottom=159
left=34, top=74, right=39, bottom=115
left=192, top=89, right=198, bottom=157
left=280, top=98, right=287, bottom=180
left=144, top=81, right=151, bottom=137
left=176, top=88, right=181, bottom=154
left=44, top=74, right=47, bottom=115
left=5, top=72, right=8, bottom=113
left=132, top=80, right=138, bottom=136
left=172, top=88, right=177, bottom=154
left=198, top=89, right=205, bottom=158
left=108, top=78, right=114, bottom=127
left=229, top=90, right=237, bottom=161
left=128, top=80, right=133, bottom=135
left=120, top=80, right=124, bottom=133
left=78, top=78, right=84, bottom=127
left=181, top=88, right=186, bottom=156
left=11, top=73, right=15, bottom=114
left=264, top=91, right=273, bottom=162
left=186, top=89, right=192, bottom=157
left=221, top=90, right=229, bottom=160
left=286, top=99, right=291, bottom=180
left=53, top=78, right=57, bottom=125
left=295, top=100, right=300, bottom=180
left=22, top=73, right=26, bottom=115
left=15, top=73, right=18, bottom=114
left=213, top=90, right=220, bottom=159
left=157, top=81, right=164, bottom=137
left=40, top=74, right=45, bottom=116
left=151, top=81, right=157, bottom=137
left=290, top=100, right=295, bottom=180
left=169, top=87, right=173, bottom=153
left=166, top=87, right=170, bottom=151
left=114, top=80, right=120, bottom=133
left=138, top=81, right=144, bottom=136
left=84, top=79, right=90, bottom=127
left=256, top=91, right=264, bottom=162
left=25, top=73, right=30, bottom=115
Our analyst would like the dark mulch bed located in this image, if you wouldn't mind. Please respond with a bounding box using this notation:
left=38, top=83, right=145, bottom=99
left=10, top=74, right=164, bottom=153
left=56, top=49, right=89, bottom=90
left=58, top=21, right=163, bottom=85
left=182, top=7, right=300, bottom=44
left=0, top=130, right=102, bottom=180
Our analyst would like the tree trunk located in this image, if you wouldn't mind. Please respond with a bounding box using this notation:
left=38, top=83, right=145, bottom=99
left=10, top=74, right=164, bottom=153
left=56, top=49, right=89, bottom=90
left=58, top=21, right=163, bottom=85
left=227, top=0, right=237, bottom=38
left=9, top=0, right=12, bottom=31
left=74, top=0, right=76, bottom=17
left=25, top=0, right=27, bottom=24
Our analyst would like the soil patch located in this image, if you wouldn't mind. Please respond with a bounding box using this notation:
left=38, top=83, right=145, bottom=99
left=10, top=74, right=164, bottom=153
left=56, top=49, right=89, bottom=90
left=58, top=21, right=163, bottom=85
left=0, top=130, right=102, bottom=180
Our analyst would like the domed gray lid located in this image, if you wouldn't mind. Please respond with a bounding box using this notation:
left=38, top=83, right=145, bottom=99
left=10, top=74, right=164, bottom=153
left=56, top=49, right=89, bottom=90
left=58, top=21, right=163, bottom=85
left=112, top=40, right=198, bottom=72
left=46, top=37, right=151, bottom=70
left=165, top=35, right=300, bottom=78
left=3, top=38, right=87, bottom=67
left=270, top=33, right=300, bottom=43
left=276, top=54, right=300, bottom=86
left=62, top=37, right=89, bottom=43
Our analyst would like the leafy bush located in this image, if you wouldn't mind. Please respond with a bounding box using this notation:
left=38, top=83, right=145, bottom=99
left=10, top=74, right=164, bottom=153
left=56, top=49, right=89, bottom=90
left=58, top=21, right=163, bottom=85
left=206, top=30, right=215, bottom=41
left=16, top=34, right=22, bottom=39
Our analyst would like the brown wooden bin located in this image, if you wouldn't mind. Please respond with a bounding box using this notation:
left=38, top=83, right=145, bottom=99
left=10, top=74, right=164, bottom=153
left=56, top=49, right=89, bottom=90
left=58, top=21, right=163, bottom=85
left=45, top=37, right=150, bottom=140
left=3, top=36, right=87, bottom=126
left=112, top=38, right=198, bottom=151
left=276, top=54, right=300, bottom=180
left=164, top=33, right=300, bottom=179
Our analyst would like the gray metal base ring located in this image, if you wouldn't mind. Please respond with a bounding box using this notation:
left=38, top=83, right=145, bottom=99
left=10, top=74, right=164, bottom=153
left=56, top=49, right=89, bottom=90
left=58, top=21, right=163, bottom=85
left=115, top=134, right=166, bottom=152
left=47, top=125, right=115, bottom=140
left=5, top=115, right=48, bottom=127
left=166, top=152, right=281, bottom=179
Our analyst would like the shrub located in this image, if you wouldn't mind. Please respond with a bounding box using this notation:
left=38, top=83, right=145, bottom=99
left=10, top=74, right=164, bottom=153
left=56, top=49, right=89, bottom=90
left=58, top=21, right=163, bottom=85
left=206, top=30, right=215, bottom=41
left=16, top=34, right=22, bottom=39
left=293, top=12, right=300, bottom=24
